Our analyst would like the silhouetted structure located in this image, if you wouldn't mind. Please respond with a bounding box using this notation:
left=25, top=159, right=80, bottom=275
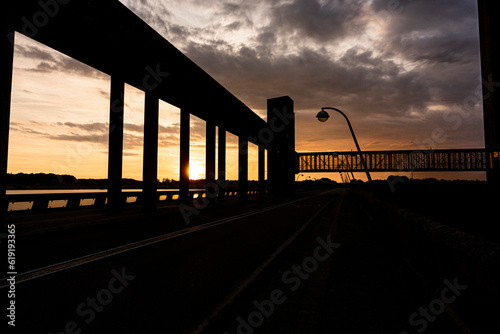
left=1, top=0, right=291, bottom=218
left=297, top=149, right=500, bottom=173
left=2, top=1, right=499, bottom=219
left=267, top=97, right=295, bottom=196
left=478, top=0, right=500, bottom=186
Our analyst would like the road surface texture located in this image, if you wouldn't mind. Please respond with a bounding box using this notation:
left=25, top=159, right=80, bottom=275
left=2, top=188, right=494, bottom=333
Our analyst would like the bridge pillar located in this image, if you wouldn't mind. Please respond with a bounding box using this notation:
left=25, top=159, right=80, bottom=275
left=218, top=127, right=226, bottom=201
left=107, top=76, right=125, bottom=210
left=180, top=108, right=190, bottom=202
left=267, top=96, right=295, bottom=196
left=205, top=119, right=216, bottom=205
left=478, top=0, right=500, bottom=186
left=143, top=92, right=159, bottom=211
left=238, top=135, right=248, bottom=201
left=258, top=145, right=266, bottom=197
left=0, top=28, right=14, bottom=220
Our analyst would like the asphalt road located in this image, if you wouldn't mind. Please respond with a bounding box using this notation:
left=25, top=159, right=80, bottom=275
left=2, top=189, right=485, bottom=333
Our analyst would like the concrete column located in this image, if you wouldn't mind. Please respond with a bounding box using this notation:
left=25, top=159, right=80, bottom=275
left=205, top=120, right=216, bottom=203
left=238, top=135, right=248, bottom=201
left=267, top=96, right=295, bottom=196
left=107, top=76, right=124, bottom=210
left=478, top=0, right=500, bottom=186
left=258, top=145, right=266, bottom=197
left=218, top=127, right=226, bottom=201
left=180, top=108, right=190, bottom=202
left=0, top=29, right=14, bottom=219
left=143, top=92, right=159, bottom=211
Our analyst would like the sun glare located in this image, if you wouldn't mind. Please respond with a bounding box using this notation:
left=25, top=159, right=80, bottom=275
left=189, top=163, right=205, bottom=180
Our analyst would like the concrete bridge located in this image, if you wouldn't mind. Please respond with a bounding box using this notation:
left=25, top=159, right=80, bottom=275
left=1, top=0, right=296, bottom=218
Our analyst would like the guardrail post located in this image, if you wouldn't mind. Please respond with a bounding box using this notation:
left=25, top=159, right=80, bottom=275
left=66, top=197, right=80, bottom=209
left=32, top=198, right=49, bottom=212
left=95, top=195, right=107, bottom=207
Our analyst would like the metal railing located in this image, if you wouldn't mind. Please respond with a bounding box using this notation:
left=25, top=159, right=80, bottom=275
left=5, top=189, right=263, bottom=213
left=297, top=148, right=500, bottom=173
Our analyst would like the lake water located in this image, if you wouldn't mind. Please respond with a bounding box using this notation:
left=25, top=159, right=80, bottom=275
left=7, top=189, right=142, bottom=195
left=5, top=189, right=186, bottom=211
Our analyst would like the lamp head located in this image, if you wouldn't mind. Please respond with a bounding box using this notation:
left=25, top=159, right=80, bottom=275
left=316, top=109, right=330, bottom=122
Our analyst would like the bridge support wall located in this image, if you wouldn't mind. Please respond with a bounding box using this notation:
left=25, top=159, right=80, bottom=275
left=478, top=0, right=500, bottom=186
left=267, top=96, right=295, bottom=196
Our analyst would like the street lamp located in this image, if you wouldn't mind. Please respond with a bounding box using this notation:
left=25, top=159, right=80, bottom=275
left=316, top=107, right=372, bottom=182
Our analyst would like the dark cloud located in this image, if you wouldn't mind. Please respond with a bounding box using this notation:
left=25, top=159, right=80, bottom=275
left=185, top=41, right=432, bottom=117
left=124, top=123, right=144, bottom=133
left=17, top=0, right=481, bottom=153
left=47, top=133, right=109, bottom=145
left=373, top=0, right=479, bottom=66
left=15, top=40, right=107, bottom=78
left=57, top=122, right=109, bottom=133
left=14, top=44, right=57, bottom=62
left=9, top=124, right=49, bottom=136
left=270, top=0, right=367, bottom=42
left=225, top=21, right=244, bottom=31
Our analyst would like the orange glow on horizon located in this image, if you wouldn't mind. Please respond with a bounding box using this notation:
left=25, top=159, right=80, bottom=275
left=189, top=163, right=205, bottom=180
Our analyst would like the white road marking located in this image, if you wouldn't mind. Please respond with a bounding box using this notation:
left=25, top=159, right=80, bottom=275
left=190, top=192, right=341, bottom=334
left=0, top=190, right=336, bottom=288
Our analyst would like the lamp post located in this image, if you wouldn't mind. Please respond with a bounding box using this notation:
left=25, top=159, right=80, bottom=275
left=316, top=107, right=372, bottom=182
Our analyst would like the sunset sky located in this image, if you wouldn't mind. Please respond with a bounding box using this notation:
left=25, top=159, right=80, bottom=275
left=7, top=0, right=486, bottom=182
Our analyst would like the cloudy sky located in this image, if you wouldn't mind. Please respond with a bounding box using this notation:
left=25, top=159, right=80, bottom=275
left=8, top=0, right=485, bottom=181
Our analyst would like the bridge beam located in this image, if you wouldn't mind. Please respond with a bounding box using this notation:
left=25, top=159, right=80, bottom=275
left=107, top=76, right=125, bottom=210
left=0, top=29, right=14, bottom=220
left=143, top=92, right=159, bottom=211
left=180, top=108, right=190, bottom=202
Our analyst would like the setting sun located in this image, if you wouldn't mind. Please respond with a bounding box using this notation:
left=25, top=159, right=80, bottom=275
left=189, top=163, right=205, bottom=180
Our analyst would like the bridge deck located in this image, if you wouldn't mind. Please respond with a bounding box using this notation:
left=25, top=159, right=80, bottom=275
left=4, top=189, right=498, bottom=333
